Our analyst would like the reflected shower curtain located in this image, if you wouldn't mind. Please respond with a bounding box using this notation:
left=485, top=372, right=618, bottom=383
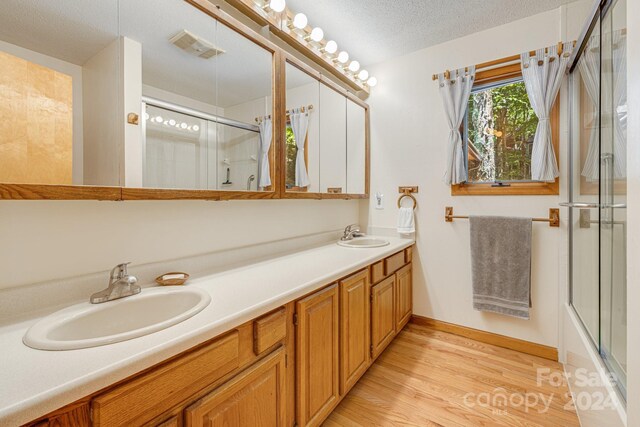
left=290, top=110, right=310, bottom=187
left=581, top=31, right=627, bottom=180
left=258, top=118, right=272, bottom=188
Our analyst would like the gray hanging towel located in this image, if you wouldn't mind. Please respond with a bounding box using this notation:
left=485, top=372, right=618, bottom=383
left=469, top=216, right=532, bottom=319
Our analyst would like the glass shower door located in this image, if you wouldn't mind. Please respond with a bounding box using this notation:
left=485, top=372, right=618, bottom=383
left=600, top=0, right=627, bottom=396
left=568, top=0, right=627, bottom=400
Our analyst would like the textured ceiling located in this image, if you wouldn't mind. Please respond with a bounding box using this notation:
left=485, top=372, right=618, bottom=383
left=285, top=0, right=575, bottom=66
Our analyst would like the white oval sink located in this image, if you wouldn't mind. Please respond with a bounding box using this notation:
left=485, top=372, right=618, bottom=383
left=24, top=287, right=211, bottom=350
left=337, top=237, right=390, bottom=248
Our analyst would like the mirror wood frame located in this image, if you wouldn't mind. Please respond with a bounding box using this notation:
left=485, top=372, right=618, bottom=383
left=0, top=0, right=369, bottom=201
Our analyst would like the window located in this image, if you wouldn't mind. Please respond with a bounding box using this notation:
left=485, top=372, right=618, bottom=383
left=285, top=124, right=308, bottom=190
left=452, top=61, right=559, bottom=195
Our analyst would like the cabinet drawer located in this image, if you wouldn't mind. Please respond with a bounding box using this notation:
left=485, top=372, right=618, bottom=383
left=92, top=331, right=240, bottom=427
left=370, top=260, right=385, bottom=284
left=384, top=251, right=406, bottom=275
left=253, top=307, right=287, bottom=355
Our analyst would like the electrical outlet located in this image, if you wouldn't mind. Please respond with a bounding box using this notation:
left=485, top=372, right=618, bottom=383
left=375, top=192, right=384, bottom=209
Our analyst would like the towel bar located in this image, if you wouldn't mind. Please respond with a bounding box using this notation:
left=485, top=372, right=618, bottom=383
left=444, top=206, right=560, bottom=227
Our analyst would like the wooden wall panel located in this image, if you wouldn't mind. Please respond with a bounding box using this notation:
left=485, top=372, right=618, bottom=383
left=0, top=51, right=73, bottom=185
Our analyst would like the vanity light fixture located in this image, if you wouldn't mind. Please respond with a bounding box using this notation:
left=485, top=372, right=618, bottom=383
left=309, top=27, right=324, bottom=43
left=348, top=60, right=360, bottom=73
left=324, top=40, right=338, bottom=54
left=336, top=51, right=349, bottom=64
left=367, top=77, right=378, bottom=87
left=358, top=69, right=369, bottom=81
left=292, top=13, right=307, bottom=30
left=266, top=0, right=286, bottom=13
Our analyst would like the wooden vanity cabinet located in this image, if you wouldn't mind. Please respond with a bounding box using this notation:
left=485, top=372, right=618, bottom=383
left=295, top=284, right=340, bottom=427
left=395, top=263, right=413, bottom=330
left=338, top=269, right=370, bottom=395
left=26, top=246, right=414, bottom=427
left=370, top=275, right=396, bottom=359
left=184, top=348, right=286, bottom=427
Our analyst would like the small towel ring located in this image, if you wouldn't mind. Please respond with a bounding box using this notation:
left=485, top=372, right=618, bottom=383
left=397, top=193, right=417, bottom=210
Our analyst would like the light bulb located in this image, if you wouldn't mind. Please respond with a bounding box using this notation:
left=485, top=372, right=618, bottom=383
left=337, top=51, right=349, bottom=64
left=367, top=77, right=377, bottom=87
left=292, top=13, right=307, bottom=29
left=348, top=60, right=360, bottom=72
left=358, top=70, right=369, bottom=81
left=310, top=27, right=324, bottom=42
left=325, top=40, right=338, bottom=54
left=269, top=0, right=286, bottom=12
left=155, top=116, right=163, bottom=123
left=193, top=125, right=200, bottom=132
left=168, top=119, right=176, bottom=126
left=180, top=122, right=188, bottom=129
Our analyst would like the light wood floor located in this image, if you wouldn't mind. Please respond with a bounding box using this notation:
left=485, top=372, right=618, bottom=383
left=324, top=322, right=580, bottom=427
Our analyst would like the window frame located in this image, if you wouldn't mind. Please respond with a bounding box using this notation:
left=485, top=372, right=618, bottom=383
left=451, top=60, right=560, bottom=196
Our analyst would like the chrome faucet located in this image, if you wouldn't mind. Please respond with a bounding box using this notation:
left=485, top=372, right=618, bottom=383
left=90, top=263, right=140, bottom=304
left=341, top=224, right=365, bottom=241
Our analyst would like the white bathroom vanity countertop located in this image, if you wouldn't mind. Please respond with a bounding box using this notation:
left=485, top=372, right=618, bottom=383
left=0, top=236, right=414, bottom=426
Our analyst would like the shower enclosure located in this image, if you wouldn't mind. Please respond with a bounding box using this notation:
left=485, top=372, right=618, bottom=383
left=567, top=0, right=627, bottom=399
left=141, top=97, right=263, bottom=191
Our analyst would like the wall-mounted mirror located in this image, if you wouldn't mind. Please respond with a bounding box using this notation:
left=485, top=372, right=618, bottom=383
left=0, top=0, right=120, bottom=187
left=120, top=0, right=273, bottom=192
left=285, top=59, right=368, bottom=196
left=0, top=0, right=274, bottom=196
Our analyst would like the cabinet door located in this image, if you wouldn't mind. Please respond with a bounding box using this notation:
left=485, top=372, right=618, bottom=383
left=371, top=276, right=396, bottom=359
left=395, top=264, right=413, bottom=330
left=339, top=269, right=370, bottom=395
left=319, top=85, right=347, bottom=193
left=296, top=284, right=339, bottom=427
left=184, top=348, right=286, bottom=427
left=346, top=99, right=367, bottom=195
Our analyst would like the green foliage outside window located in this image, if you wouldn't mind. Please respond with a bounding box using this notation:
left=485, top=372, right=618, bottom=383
left=466, top=80, right=539, bottom=183
left=285, top=125, right=296, bottom=188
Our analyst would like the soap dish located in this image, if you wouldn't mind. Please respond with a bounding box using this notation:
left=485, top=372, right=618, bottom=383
left=155, top=272, right=190, bottom=286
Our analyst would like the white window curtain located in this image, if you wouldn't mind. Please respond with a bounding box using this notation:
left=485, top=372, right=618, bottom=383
left=438, top=67, right=475, bottom=185
left=520, top=42, right=573, bottom=182
left=257, top=118, right=272, bottom=188
left=611, top=30, right=627, bottom=179
left=290, top=110, right=310, bottom=187
left=578, top=35, right=600, bottom=181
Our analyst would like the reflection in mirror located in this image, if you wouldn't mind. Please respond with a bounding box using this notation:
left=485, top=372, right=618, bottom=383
left=347, top=100, right=367, bottom=194
left=319, top=85, right=347, bottom=194
left=0, top=0, right=120, bottom=186
left=119, top=0, right=272, bottom=191
left=285, top=63, right=320, bottom=192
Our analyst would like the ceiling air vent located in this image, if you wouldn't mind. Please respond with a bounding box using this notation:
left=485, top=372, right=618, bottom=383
left=169, top=30, right=225, bottom=59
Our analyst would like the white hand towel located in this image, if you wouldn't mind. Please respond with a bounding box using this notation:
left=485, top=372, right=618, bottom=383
left=397, top=207, right=415, bottom=234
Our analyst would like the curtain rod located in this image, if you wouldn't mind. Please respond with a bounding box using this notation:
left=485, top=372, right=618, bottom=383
left=254, top=104, right=314, bottom=123
left=431, top=41, right=576, bottom=81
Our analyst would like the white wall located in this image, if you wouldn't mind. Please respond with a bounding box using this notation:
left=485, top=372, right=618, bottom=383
left=0, top=199, right=359, bottom=290
left=82, top=38, right=121, bottom=186
left=365, top=7, right=580, bottom=347
left=0, top=40, right=84, bottom=184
